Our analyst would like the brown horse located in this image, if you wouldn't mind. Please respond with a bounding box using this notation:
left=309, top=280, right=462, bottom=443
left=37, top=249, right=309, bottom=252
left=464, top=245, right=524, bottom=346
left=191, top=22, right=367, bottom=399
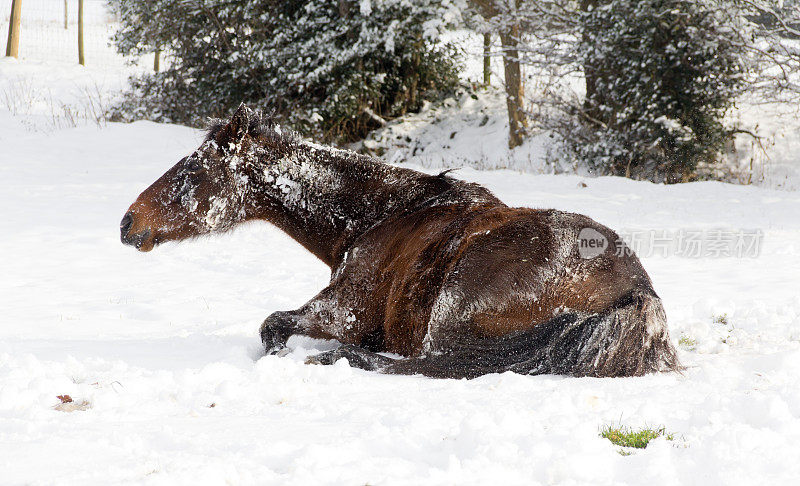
left=121, top=104, right=679, bottom=379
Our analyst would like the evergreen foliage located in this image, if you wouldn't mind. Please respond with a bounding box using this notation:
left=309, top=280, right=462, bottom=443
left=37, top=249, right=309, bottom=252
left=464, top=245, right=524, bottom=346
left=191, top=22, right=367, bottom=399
left=108, top=0, right=464, bottom=143
left=566, top=0, right=746, bottom=182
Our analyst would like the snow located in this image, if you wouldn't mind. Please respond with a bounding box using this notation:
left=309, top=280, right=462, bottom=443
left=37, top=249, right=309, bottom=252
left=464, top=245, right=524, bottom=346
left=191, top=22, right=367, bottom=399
left=363, top=89, right=554, bottom=173
left=2, top=61, right=800, bottom=486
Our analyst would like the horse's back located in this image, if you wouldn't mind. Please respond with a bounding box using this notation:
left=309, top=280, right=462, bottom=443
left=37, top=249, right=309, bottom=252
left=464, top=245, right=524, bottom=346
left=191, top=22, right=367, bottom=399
left=417, top=206, right=657, bottom=348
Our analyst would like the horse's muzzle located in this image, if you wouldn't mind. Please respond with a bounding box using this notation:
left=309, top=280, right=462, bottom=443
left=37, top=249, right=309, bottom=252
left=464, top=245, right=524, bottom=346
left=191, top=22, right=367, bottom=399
left=120, top=212, right=152, bottom=251
left=120, top=212, right=133, bottom=235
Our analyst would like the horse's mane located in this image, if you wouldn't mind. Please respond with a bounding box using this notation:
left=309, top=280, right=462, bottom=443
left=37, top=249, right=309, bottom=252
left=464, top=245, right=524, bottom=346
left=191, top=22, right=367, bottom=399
left=205, top=110, right=295, bottom=144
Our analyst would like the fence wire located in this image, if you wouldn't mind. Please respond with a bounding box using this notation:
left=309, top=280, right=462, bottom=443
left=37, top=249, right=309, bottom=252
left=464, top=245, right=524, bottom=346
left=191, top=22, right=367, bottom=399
left=2, top=0, right=130, bottom=67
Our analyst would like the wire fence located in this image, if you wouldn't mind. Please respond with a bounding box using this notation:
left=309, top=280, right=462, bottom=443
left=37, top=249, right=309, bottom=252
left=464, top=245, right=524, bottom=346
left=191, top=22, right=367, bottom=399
left=1, top=0, right=141, bottom=68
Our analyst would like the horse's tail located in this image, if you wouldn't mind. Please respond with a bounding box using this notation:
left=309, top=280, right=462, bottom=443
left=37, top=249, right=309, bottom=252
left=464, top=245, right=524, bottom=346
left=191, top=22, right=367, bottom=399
left=385, top=290, right=681, bottom=379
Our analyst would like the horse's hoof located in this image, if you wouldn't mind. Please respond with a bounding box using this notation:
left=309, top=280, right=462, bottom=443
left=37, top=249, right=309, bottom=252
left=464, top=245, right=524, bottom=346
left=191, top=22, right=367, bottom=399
left=264, top=343, right=288, bottom=356
left=305, top=349, right=341, bottom=366
left=260, top=311, right=297, bottom=351
left=304, top=345, right=391, bottom=371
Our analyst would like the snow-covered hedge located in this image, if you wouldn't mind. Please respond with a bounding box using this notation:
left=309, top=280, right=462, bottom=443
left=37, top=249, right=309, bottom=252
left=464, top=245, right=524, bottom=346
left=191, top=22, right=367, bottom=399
left=564, top=0, right=746, bottom=183
left=108, top=0, right=465, bottom=143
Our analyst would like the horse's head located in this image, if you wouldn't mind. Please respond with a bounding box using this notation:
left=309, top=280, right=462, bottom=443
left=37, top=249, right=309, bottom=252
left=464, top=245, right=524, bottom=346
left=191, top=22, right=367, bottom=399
left=121, top=104, right=258, bottom=252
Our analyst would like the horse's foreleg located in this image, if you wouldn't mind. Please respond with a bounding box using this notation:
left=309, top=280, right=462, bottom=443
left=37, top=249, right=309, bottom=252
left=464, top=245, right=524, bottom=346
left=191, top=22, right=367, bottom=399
left=260, top=310, right=306, bottom=354
left=261, top=285, right=379, bottom=355
left=305, top=344, right=394, bottom=371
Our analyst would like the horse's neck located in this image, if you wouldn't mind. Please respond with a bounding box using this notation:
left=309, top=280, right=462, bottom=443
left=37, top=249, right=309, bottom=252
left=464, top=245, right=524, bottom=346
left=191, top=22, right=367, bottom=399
left=249, top=140, right=439, bottom=267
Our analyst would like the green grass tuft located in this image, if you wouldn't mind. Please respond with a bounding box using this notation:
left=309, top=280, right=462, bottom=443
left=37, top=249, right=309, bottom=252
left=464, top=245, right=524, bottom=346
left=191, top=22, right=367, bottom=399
left=712, top=313, right=729, bottom=325
left=601, top=425, right=674, bottom=449
left=678, top=334, right=697, bottom=349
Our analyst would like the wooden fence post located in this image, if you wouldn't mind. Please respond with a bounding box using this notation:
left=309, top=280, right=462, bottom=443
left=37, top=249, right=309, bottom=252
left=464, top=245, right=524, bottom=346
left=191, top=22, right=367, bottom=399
left=64, top=0, right=68, bottom=30
left=78, top=0, right=84, bottom=65
left=5, top=0, right=22, bottom=58
left=154, top=48, right=161, bottom=72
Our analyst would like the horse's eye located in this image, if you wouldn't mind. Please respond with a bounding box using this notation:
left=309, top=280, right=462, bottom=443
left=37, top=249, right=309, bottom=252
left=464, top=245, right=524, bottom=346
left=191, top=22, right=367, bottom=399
left=187, top=159, right=202, bottom=172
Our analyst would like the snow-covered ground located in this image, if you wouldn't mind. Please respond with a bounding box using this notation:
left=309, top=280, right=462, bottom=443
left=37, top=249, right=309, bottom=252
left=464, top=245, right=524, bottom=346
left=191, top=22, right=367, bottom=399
left=2, top=46, right=800, bottom=486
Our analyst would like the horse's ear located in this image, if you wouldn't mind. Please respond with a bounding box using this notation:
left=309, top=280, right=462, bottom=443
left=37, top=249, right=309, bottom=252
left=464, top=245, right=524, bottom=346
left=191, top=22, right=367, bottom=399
left=229, top=103, right=251, bottom=141
left=216, top=103, right=251, bottom=149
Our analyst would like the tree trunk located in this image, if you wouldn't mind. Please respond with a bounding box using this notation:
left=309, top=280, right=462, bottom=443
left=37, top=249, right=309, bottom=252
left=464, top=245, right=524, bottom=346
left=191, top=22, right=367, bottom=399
left=6, top=0, right=22, bottom=58
left=483, top=33, right=491, bottom=86
left=471, top=0, right=528, bottom=149
left=64, top=0, right=68, bottom=29
left=500, top=28, right=526, bottom=149
left=581, top=0, right=600, bottom=122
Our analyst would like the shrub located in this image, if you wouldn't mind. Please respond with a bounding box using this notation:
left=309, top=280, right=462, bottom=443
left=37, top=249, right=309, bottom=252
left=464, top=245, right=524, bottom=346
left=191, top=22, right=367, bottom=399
left=108, top=0, right=464, bottom=143
left=564, top=0, right=746, bottom=182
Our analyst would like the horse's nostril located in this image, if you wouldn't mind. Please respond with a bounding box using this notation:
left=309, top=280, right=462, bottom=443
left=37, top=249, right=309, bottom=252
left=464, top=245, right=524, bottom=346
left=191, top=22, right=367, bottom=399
left=120, top=212, right=133, bottom=235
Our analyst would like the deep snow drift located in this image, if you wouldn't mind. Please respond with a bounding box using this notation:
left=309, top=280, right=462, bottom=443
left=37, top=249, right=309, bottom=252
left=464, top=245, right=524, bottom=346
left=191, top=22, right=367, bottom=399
left=2, top=59, right=800, bottom=484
